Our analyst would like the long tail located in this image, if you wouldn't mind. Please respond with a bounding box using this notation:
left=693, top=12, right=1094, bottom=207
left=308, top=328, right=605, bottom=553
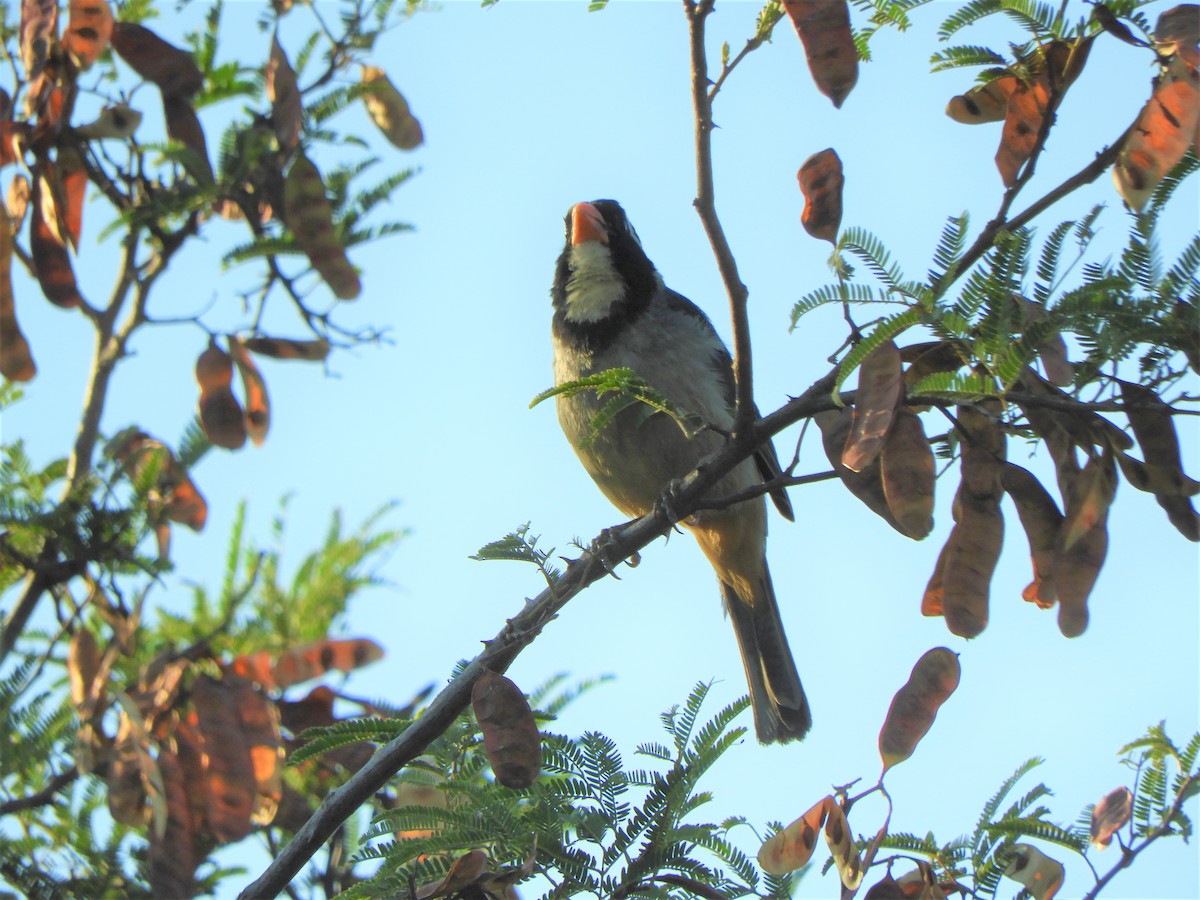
left=721, top=568, right=811, bottom=744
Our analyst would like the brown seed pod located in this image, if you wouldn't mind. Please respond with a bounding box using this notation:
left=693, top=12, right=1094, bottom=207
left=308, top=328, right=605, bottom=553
left=195, top=340, right=247, bottom=450
left=878, top=647, right=960, bottom=773
left=471, top=670, right=541, bottom=789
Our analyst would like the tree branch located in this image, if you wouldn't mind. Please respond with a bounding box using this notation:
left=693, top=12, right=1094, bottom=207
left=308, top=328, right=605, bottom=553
left=685, top=0, right=755, bottom=435
left=238, top=369, right=839, bottom=898
left=0, top=768, right=78, bottom=816
left=2, top=199, right=195, bottom=666
left=936, top=113, right=1131, bottom=298
left=1082, top=773, right=1200, bottom=899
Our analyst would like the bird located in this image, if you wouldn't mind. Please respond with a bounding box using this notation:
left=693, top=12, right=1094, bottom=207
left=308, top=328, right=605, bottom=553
left=550, top=199, right=811, bottom=744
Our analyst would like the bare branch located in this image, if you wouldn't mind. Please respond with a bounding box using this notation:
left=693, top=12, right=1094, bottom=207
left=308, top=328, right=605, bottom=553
left=934, top=54, right=1131, bottom=299
left=0, top=769, right=78, bottom=816
left=685, top=0, right=755, bottom=435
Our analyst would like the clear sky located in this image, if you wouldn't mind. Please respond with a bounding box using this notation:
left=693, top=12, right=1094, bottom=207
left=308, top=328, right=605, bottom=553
left=4, top=1, right=1198, bottom=897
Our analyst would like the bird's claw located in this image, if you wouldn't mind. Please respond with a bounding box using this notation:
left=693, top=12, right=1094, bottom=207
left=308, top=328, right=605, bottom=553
left=655, top=478, right=693, bottom=529
left=586, top=527, right=628, bottom=580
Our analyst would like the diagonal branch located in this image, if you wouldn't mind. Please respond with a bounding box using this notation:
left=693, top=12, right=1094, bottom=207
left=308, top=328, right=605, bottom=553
left=0, top=768, right=78, bottom=816
left=1082, top=772, right=1200, bottom=900
left=934, top=37, right=1129, bottom=299
left=238, top=368, right=839, bottom=898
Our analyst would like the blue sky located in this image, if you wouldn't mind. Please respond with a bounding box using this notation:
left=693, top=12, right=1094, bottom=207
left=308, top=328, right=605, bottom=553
left=3, top=0, right=1198, bottom=896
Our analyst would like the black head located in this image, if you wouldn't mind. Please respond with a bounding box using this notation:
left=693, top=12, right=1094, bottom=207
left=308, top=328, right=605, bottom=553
left=576, top=200, right=647, bottom=259
left=551, top=200, right=659, bottom=349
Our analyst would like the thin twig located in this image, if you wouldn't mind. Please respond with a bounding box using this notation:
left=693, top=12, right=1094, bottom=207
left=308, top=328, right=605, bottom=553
left=1081, top=773, right=1200, bottom=899
left=1, top=188, right=195, bottom=667
left=708, top=37, right=762, bottom=102
left=936, top=109, right=1130, bottom=299
left=0, top=769, right=79, bottom=816
left=692, top=468, right=839, bottom=513
left=685, top=0, right=755, bottom=436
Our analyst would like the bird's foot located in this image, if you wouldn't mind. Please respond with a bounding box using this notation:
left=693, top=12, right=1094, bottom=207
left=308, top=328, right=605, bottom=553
left=585, top=527, right=631, bottom=580
left=655, top=478, right=694, bottom=528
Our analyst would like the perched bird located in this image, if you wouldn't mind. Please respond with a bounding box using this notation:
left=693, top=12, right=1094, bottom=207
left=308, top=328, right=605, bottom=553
left=550, top=199, right=811, bottom=743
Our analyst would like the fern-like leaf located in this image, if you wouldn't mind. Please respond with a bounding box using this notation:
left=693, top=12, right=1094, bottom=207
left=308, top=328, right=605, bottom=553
left=288, top=716, right=410, bottom=766
left=833, top=307, right=927, bottom=396
left=1148, top=150, right=1198, bottom=211
left=984, top=816, right=1088, bottom=853
left=938, top=0, right=1004, bottom=39
left=999, top=0, right=1066, bottom=35
left=972, top=757, right=1044, bottom=858
left=929, top=212, right=970, bottom=287
left=790, top=281, right=887, bottom=328
left=930, top=44, right=1009, bottom=71
left=531, top=368, right=702, bottom=448
left=840, top=226, right=911, bottom=293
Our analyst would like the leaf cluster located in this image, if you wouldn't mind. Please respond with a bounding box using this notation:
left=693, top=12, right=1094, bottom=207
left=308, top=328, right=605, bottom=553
left=531, top=368, right=707, bottom=450
left=334, top=681, right=796, bottom=899
left=472, top=523, right=564, bottom=586
left=146, top=499, right=404, bottom=669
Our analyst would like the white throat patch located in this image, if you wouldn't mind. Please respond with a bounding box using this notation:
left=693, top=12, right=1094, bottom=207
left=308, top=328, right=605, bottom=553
left=564, top=242, right=626, bottom=323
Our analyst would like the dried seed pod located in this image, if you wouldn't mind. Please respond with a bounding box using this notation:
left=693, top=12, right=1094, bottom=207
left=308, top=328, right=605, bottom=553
left=824, top=802, right=863, bottom=890
left=797, top=148, right=843, bottom=243
left=228, top=336, right=270, bottom=446
left=880, top=406, right=935, bottom=540
left=0, top=203, right=35, bottom=381
left=1001, top=463, right=1063, bottom=608
left=242, top=336, right=331, bottom=361
left=195, top=340, right=247, bottom=450
left=758, top=796, right=833, bottom=875
left=780, top=0, right=858, bottom=107
left=1003, top=843, right=1064, bottom=900
left=1119, top=379, right=1200, bottom=541
left=940, top=490, right=1003, bottom=638
left=1053, top=448, right=1116, bottom=636
left=360, top=65, right=423, bottom=150
left=843, top=339, right=902, bottom=472
left=816, top=408, right=905, bottom=534
left=283, top=153, right=360, bottom=300
left=471, top=670, right=541, bottom=789
left=1090, top=786, right=1133, bottom=848
left=878, top=647, right=960, bottom=773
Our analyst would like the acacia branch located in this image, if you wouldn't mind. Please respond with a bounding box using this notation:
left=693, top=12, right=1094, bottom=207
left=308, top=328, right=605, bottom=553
left=708, top=34, right=765, bottom=102
left=238, top=369, right=839, bottom=898
left=68, top=210, right=194, bottom=487
left=685, top=0, right=755, bottom=435
left=1082, top=773, right=1200, bottom=899
left=936, top=65, right=1131, bottom=299
left=0, top=769, right=78, bottom=816
left=1, top=203, right=193, bottom=666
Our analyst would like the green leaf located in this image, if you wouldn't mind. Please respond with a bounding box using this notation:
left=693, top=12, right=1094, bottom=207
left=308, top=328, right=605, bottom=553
left=471, top=523, right=562, bottom=583
left=929, top=212, right=970, bottom=288
left=839, top=226, right=912, bottom=294
left=938, top=0, right=1004, bottom=39
left=833, top=307, right=927, bottom=397
left=531, top=368, right=703, bottom=448
left=790, top=282, right=898, bottom=329
left=289, top=716, right=412, bottom=766
left=930, top=44, right=1008, bottom=71
left=908, top=368, right=999, bottom=401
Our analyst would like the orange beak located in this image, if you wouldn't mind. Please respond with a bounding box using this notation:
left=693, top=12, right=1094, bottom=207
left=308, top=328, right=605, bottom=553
left=570, top=202, right=608, bottom=246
